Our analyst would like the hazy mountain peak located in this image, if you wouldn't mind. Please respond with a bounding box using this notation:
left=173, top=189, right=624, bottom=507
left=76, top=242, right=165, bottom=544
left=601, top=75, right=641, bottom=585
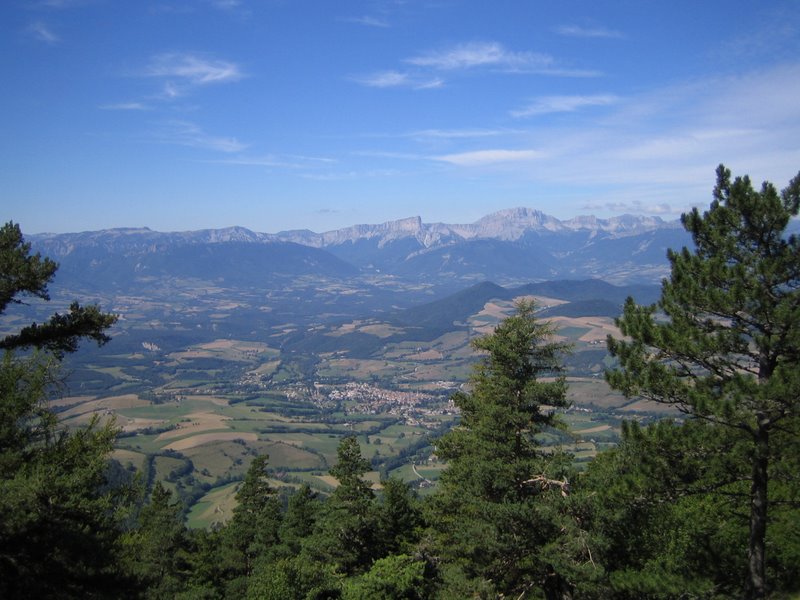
left=194, top=226, right=267, bottom=243
left=473, top=207, right=564, bottom=238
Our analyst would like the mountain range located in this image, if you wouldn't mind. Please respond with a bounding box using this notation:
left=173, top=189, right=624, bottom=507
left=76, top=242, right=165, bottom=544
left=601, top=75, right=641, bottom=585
left=30, top=208, right=689, bottom=289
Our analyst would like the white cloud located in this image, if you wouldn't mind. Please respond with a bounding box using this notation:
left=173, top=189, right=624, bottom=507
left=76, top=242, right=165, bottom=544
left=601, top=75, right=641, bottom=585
left=511, top=95, right=619, bottom=118
left=352, top=150, right=428, bottom=161
left=613, top=129, right=762, bottom=162
left=556, top=25, right=623, bottom=39
left=406, top=128, right=516, bottom=140
left=209, top=0, right=242, bottom=9
left=342, top=15, right=389, bottom=28
left=215, top=155, right=302, bottom=168
left=146, top=53, right=243, bottom=84
left=402, top=41, right=600, bottom=77
left=434, top=149, right=546, bottom=166
left=352, top=71, right=407, bottom=87
left=302, top=169, right=399, bottom=181
left=37, top=0, right=92, bottom=7
left=213, top=154, right=336, bottom=169
left=406, top=41, right=552, bottom=71
left=28, top=22, right=59, bottom=44
left=582, top=201, right=675, bottom=215
left=415, top=78, right=445, bottom=89
left=376, top=63, right=800, bottom=219
left=353, top=41, right=598, bottom=92
left=351, top=70, right=443, bottom=89
left=100, top=102, right=150, bottom=111
left=153, top=120, right=247, bottom=153
left=144, top=53, right=244, bottom=97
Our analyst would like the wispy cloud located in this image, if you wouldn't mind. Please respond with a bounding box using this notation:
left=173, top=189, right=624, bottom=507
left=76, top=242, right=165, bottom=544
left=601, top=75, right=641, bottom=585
left=406, top=128, right=517, bottom=140
left=582, top=200, right=674, bottom=215
left=213, top=154, right=336, bottom=169
left=710, top=7, right=800, bottom=65
left=407, top=42, right=551, bottom=71
left=145, top=52, right=243, bottom=85
left=152, top=120, right=247, bottom=153
left=613, top=128, right=764, bottom=162
left=556, top=25, right=623, bottom=39
left=351, top=70, right=443, bottom=89
left=341, top=15, right=390, bottom=28
left=302, top=168, right=399, bottom=181
left=404, top=41, right=600, bottom=77
left=37, top=0, right=92, bottom=7
left=433, top=149, right=546, bottom=166
left=353, top=70, right=408, bottom=87
left=99, top=102, right=151, bottom=111
left=353, top=41, right=597, bottom=90
left=209, top=0, right=242, bottom=9
left=352, top=150, right=427, bottom=161
left=511, top=94, right=619, bottom=118
left=27, top=22, right=60, bottom=44
left=367, top=63, right=800, bottom=219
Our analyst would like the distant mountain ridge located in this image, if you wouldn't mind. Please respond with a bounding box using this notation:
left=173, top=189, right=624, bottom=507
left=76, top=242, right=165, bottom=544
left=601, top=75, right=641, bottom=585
left=29, top=208, right=690, bottom=287
left=31, top=208, right=680, bottom=251
left=273, top=208, right=681, bottom=248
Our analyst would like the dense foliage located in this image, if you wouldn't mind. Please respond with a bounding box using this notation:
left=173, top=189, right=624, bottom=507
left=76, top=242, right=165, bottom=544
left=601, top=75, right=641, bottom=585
left=606, top=165, right=800, bottom=599
left=0, top=222, right=129, bottom=598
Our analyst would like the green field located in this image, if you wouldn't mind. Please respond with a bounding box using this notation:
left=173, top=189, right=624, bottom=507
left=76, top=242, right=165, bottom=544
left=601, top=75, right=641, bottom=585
left=52, top=290, right=668, bottom=527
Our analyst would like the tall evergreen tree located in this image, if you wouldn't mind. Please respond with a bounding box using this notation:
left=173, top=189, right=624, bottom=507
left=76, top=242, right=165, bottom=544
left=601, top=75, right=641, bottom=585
left=376, top=477, right=421, bottom=556
left=307, top=436, right=380, bottom=576
left=277, top=483, right=320, bottom=558
left=606, top=165, right=800, bottom=599
left=122, top=482, right=191, bottom=598
left=0, top=221, right=127, bottom=597
left=218, top=454, right=282, bottom=596
left=429, top=299, right=571, bottom=596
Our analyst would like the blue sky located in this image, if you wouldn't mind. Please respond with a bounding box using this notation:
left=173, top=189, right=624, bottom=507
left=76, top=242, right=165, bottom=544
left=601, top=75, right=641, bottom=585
left=2, top=0, right=800, bottom=234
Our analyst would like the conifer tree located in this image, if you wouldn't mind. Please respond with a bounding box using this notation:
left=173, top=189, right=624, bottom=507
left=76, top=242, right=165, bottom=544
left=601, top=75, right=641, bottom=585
left=429, top=299, right=571, bottom=596
left=277, top=483, right=319, bottom=558
left=376, top=477, right=421, bottom=556
left=0, top=221, right=126, bottom=597
left=219, top=453, right=282, bottom=595
left=0, top=221, right=117, bottom=356
left=574, top=419, right=750, bottom=597
left=122, top=482, right=190, bottom=598
left=307, top=435, right=380, bottom=575
left=606, top=165, right=800, bottom=599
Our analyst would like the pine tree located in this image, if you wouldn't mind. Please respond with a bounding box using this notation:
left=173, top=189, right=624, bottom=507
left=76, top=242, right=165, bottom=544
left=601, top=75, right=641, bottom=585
left=277, top=483, right=320, bottom=558
left=376, top=477, right=421, bottom=556
left=218, top=454, right=282, bottom=595
left=606, top=165, right=800, bottom=599
left=574, top=419, right=750, bottom=598
left=429, top=299, right=571, bottom=596
left=0, top=222, right=126, bottom=597
left=0, top=221, right=117, bottom=356
left=122, top=481, right=191, bottom=598
left=307, top=436, right=380, bottom=576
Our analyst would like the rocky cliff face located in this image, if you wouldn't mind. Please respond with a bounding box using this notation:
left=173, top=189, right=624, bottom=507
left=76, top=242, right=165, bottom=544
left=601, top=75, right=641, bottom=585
left=272, top=207, right=679, bottom=249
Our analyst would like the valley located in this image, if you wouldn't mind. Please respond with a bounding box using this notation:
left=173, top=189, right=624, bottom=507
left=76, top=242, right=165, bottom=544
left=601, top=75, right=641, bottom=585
left=42, top=283, right=663, bottom=528
left=5, top=209, right=683, bottom=526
